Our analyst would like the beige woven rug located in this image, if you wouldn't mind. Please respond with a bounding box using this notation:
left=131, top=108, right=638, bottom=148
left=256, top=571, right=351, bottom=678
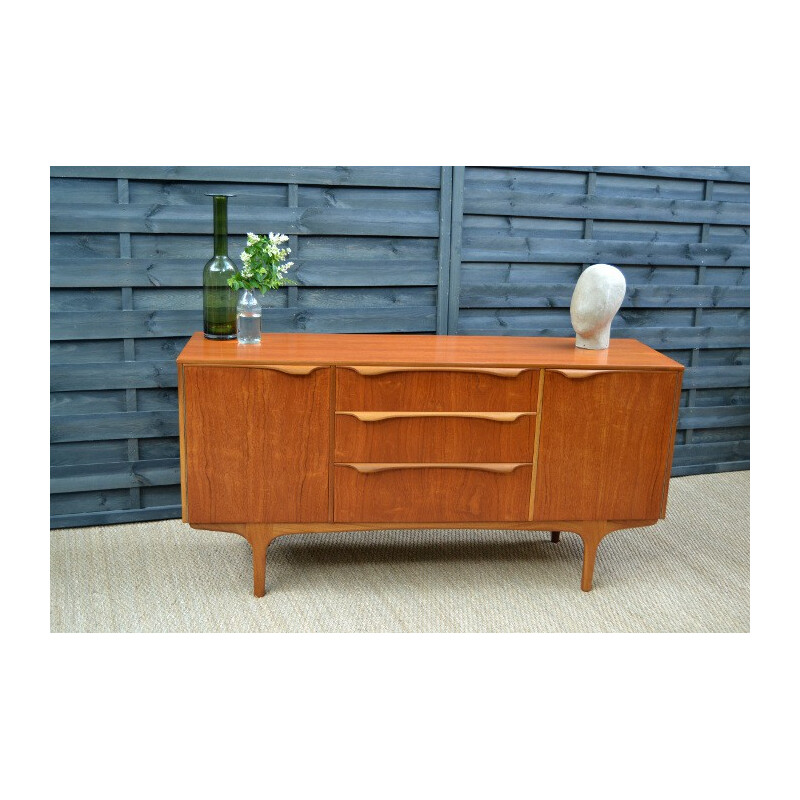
left=50, top=471, right=749, bottom=633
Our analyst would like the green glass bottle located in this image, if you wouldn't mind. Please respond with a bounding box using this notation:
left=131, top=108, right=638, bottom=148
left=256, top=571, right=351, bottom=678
left=203, top=194, right=238, bottom=339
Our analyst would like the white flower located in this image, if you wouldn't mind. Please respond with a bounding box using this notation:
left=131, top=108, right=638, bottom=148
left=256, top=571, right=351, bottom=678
left=241, top=251, right=251, bottom=264
left=246, top=232, right=259, bottom=244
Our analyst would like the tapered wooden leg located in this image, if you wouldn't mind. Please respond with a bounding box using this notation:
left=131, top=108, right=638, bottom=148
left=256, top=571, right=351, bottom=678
left=574, top=522, right=610, bottom=592
left=244, top=524, right=278, bottom=598
left=550, top=531, right=560, bottom=544
left=251, top=539, right=268, bottom=597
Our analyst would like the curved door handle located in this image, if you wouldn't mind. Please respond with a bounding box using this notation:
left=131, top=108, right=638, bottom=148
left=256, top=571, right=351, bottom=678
left=550, top=369, right=624, bottom=379
left=337, top=462, right=530, bottom=474
left=251, top=365, right=326, bottom=375
left=344, top=366, right=530, bottom=378
left=336, top=411, right=533, bottom=423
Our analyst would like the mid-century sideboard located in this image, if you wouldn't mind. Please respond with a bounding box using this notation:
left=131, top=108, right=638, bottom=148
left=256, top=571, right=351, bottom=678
left=177, top=333, right=683, bottom=596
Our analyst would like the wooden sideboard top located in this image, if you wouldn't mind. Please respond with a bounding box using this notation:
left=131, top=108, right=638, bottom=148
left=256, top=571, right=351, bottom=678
left=177, top=332, right=684, bottom=371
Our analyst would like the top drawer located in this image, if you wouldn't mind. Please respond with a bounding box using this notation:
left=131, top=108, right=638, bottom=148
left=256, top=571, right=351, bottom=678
left=336, top=366, right=537, bottom=411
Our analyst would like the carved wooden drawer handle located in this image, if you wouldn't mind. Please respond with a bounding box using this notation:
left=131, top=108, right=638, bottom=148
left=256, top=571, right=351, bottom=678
left=187, top=364, right=325, bottom=375
left=337, top=411, right=534, bottom=423
left=250, top=365, right=326, bottom=375
left=338, top=462, right=530, bottom=474
left=345, top=366, right=529, bottom=378
left=550, top=369, right=624, bottom=379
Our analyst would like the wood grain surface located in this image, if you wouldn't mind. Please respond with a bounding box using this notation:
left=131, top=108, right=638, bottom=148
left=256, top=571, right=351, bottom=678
left=533, top=369, right=681, bottom=521
left=336, top=367, right=537, bottom=412
left=334, top=463, right=532, bottom=522
left=176, top=332, right=685, bottom=371
left=183, top=366, right=330, bottom=523
left=335, top=412, right=535, bottom=462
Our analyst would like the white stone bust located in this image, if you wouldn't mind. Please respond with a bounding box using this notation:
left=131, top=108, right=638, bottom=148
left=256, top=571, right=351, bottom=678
left=569, top=264, right=626, bottom=350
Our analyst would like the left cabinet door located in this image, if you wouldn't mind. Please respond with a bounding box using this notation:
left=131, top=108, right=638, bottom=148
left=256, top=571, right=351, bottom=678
left=182, top=366, right=331, bottom=523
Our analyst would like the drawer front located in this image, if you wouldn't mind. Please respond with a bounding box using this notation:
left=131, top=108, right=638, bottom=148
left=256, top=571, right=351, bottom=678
left=335, top=412, right=535, bottom=462
left=336, top=367, right=536, bottom=411
left=334, top=463, right=532, bottom=522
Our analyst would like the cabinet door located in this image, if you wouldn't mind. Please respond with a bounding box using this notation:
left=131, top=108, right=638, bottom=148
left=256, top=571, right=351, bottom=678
left=533, top=369, right=680, bottom=521
left=183, top=366, right=330, bottom=523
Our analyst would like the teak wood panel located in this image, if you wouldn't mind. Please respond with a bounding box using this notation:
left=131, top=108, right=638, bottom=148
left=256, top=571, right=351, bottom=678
left=335, top=367, right=536, bottom=411
left=334, top=412, right=535, bottom=462
left=533, top=369, right=681, bottom=521
left=177, top=333, right=686, bottom=371
left=334, top=463, right=532, bottom=522
left=183, top=366, right=330, bottom=523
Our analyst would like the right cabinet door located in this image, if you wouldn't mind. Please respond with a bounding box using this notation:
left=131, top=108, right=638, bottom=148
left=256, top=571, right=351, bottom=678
left=533, top=369, right=681, bottom=521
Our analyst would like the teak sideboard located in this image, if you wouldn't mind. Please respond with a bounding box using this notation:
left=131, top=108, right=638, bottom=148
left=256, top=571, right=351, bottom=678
left=177, top=333, right=683, bottom=596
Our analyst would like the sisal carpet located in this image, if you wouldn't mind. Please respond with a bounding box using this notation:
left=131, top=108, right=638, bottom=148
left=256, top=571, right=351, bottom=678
left=50, top=472, right=749, bottom=633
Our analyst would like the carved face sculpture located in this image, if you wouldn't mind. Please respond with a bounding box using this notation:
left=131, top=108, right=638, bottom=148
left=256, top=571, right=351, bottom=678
left=569, top=264, right=627, bottom=350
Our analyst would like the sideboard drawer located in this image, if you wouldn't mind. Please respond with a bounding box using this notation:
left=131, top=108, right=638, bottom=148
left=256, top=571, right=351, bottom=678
left=336, top=366, right=536, bottom=411
left=334, top=463, right=532, bottom=522
left=335, top=411, right=535, bottom=462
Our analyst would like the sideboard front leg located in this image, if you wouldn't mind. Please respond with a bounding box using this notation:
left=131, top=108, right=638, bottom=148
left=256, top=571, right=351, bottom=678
left=244, top=524, right=278, bottom=598
left=574, top=522, right=611, bottom=592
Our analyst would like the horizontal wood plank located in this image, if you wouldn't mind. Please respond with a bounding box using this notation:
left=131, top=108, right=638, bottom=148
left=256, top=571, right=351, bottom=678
left=50, top=504, right=182, bottom=529
left=51, top=307, right=437, bottom=339
left=50, top=166, right=442, bottom=188
left=50, top=203, right=439, bottom=237
left=676, top=405, right=750, bottom=429
left=521, top=166, right=750, bottom=183
left=461, top=235, right=749, bottom=266
left=460, top=283, right=749, bottom=309
left=51, top=361, right=178, bottom=391
left=51, top=458, right=180, bottom=493
left=671, top=461, right=749, bottom=477
left=682, top=365, right=749, bottom=389
left=456, top=320, right=749, bottom=349
left=51, top=410, right=179, bottom=442
left=51, top=258, right=439, bottom=287
left=672, top=440, right=750, bottom=465
left=463, top=189, right=750, bottom=225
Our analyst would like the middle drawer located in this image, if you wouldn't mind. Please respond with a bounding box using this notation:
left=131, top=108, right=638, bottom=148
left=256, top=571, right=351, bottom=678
left=335, top=411, right=535, bottom=462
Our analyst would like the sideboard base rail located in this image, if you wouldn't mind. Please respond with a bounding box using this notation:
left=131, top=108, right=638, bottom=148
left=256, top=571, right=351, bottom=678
left=190, top=520, right=658, bottom=597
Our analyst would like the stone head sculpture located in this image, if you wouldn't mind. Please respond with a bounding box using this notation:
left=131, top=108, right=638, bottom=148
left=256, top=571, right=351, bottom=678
left=569, top=264, right=626, bottom=350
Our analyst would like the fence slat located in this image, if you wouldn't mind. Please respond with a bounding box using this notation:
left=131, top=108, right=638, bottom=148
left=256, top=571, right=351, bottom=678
left=50, top=504, right=182, bottom=529
left=460, top=283, right=749, bottom=308
left=51, top=410, right=179, bottom=443
left=50, top=166, right=442, bottom=187
left=51, top=306, right=437, bottom=340
left=50, top=203, right=439, bottom=237
left=50, top=258, right=440, bottom=288
left=676, top=406, right=750, bottom=429
left=51, top=361, right=178, bottom=391
left=461, top=235, right=749, bottom=266
left=463, top=189, right=750, bottom=225
left=681, top=365, right=749, bottom=389
left=51, top=458, right=180, bottom=493
left=522, top=166, right=750, bottom=183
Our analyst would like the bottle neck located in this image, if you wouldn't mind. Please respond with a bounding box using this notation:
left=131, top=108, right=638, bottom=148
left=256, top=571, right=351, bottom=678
left=212, top=196, right=229, bottom=256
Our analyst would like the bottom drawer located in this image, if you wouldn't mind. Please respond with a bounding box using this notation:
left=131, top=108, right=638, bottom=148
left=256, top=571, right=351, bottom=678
left=334, top=463, right=532, bottom=522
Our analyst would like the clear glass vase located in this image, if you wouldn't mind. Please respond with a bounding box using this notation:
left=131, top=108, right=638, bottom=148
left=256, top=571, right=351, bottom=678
left=237, top=289, right=262, bottom=344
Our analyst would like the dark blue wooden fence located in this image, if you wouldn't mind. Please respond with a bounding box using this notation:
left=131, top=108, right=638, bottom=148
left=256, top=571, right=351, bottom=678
left=50, top=166, right=749, bottom=528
